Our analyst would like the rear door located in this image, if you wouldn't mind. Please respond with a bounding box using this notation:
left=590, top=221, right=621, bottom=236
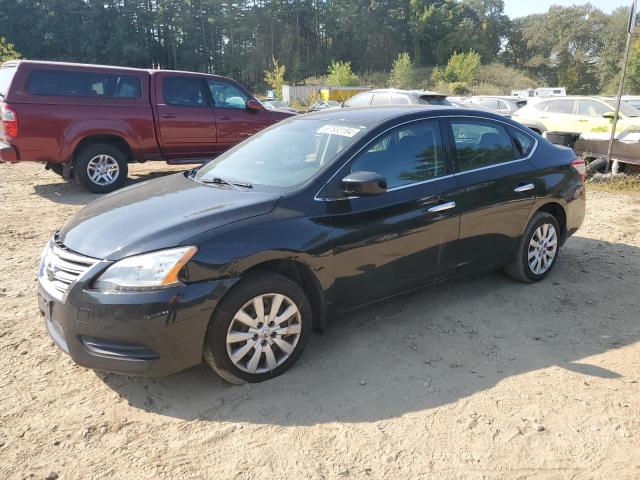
left=446, top=118, right=537, bottom=272
left=206, top=78, right=270, bottom=151
left=541, top=98, right=577, bottom=132
left=154, top=73, right=217, bottom=158
left=329, top=118, right=459, bottom=308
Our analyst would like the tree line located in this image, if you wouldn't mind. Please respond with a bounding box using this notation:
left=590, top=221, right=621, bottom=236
left=0, top=1, right=638, bottom=95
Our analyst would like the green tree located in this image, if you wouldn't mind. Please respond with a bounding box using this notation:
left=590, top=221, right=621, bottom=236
left=0, top=37, right=20, bottom=62
left=264, top=57, right=286, bottom=100
left=326, top=60, right=359, bottom=86
left=432, top=50, right=481, bottom=91
left=389, top=52, right=415, bottom=89
left=622, top=39, right=640, bottom=94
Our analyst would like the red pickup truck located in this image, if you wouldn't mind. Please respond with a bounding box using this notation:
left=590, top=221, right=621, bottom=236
left=0, top=60, right=295, bottom=192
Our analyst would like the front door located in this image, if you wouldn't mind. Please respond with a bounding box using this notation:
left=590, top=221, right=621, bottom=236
left=574, top=99, right=614, bottom=136
left=206, top=78, right=270, bottom=151
left=445, top=118, right=537, bottom=272
left=155, top=74, right=217, bottom=158
left=328, top=119, right=459, bottom=309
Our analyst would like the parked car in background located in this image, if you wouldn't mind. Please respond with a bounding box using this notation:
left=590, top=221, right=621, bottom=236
left=306, top=100, right=341, bottom=112
left=620, top=95, right=640, bottom=110
left=342, top=89, right=454, bottom=107
left=465, top=96, right=527, bottom=117
left=37, top=105, right=585, bottom=383
left=447, top=98, right=492, bottom=112
left=0, top=60, right=294, bottom=193
left=511, top=96, right=640, bottom=135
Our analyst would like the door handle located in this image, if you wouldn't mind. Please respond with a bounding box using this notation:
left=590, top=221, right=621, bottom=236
left=427, top=201, right=456, bottom=213
left=219, top=116, right=232, bottom=120
left=577, top=119, right=589, bottom=122
left=514, top=182, right=535, bottom=193
left=161, top=114, right=175, bottom=119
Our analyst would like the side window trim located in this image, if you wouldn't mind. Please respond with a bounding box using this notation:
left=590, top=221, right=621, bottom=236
left=444, top=117, right=533, bottom=174
left=324, top=118, right=452, bottom=197
left=162, top=75, right=210, bottom=108
left=207, top=78, right=251, bottom=109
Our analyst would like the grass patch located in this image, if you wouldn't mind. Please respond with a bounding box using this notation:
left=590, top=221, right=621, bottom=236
left=587, top=173, right=640, bottom=194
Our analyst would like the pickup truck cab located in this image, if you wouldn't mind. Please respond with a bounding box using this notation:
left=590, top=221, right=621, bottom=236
left=0, top=60, right=295, bottom=192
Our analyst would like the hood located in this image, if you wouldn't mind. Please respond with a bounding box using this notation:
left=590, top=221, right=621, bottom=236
left=268, top=109, right=297, bottom=120
left=59, top=172, right=281, bottom=260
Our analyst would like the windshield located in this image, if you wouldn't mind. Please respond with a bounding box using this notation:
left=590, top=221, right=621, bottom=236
left=0, top=65, right=17, bottom=97
left=604, top=99, right=640, bottom=117
left=194, top=118, right=367, bottom=188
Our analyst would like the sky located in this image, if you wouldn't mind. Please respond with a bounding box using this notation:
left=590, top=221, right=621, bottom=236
left=503, top=0, right=632, bottom=18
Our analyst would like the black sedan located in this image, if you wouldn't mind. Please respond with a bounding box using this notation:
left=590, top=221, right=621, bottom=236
left=37, top=106, right=586, bottom=383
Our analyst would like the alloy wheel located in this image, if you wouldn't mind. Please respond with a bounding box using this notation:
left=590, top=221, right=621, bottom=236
left=225, top=293, right=302, bottom=374
left=528, top=222, right=558, bottom=275
left=86, top=154, right=120, bottom=186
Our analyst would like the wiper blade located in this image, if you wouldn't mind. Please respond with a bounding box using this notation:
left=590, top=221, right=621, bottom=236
left=200, top=176, right=252, bottom=189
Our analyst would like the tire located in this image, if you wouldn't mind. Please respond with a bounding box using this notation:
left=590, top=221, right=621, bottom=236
left=505, top=212, right=561, bottom=283
left=74, top=143, right=128, bottom=193
left=203, top=271, right=311, bottom=384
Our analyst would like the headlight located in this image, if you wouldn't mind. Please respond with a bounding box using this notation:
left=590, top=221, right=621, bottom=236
left=94, top=246, right=197, bottom=292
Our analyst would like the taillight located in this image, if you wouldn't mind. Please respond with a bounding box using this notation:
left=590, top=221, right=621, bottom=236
left=1, top=103, right=18, bottom=138
left=570, top=157, right=586, bottom=183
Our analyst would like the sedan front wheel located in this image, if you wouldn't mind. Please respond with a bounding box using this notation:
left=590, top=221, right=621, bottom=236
left=203, top=271, right=311, bottom=384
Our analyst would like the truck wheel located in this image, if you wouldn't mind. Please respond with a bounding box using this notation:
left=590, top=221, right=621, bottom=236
left=75, top=144, right=128, bottom=193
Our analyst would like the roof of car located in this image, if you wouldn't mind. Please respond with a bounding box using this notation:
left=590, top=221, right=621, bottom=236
left=297, top=105, right=498, bottom=125
left=366, top=88, right=447, bottom=97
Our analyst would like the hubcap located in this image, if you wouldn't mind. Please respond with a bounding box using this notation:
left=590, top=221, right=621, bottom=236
left=528, top=223, right=558, bottom=275
left=226, top=293, right=302, bottom=374
left=87, top=154, right=119, bottom=186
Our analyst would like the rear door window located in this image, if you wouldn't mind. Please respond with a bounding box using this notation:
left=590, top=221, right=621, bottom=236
left=450, top=119, right=516, bottom=172
left=26, top=69, right=141, bottom=98
left=345, top=93, right=372, bottom=107
left=371, top=94, right=390, bottom=106
left=476, top=98, right=500, bottom=110
left=162, top=76, right=208, bottom=107
left=546, top=99, right=576, bottom=114
left=392, top=95, right=410, bottom=104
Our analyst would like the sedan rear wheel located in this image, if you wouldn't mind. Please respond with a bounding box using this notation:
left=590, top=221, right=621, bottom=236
left=505, top=211, right=561, bottom=283
left=204, top=271, right=310, bottom=384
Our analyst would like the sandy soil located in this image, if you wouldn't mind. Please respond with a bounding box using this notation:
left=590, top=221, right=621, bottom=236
left=1, top=162, right=639, bottom=480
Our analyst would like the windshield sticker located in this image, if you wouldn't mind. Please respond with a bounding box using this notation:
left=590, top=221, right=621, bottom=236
left=317, top=125, right=363, bottom=137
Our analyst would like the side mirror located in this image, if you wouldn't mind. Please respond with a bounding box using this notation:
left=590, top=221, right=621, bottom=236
left=341, top=171, right=387, bottom=197
left=603, top=111, right=616, bottom=120
left=246, top=99, right=262, bottom=111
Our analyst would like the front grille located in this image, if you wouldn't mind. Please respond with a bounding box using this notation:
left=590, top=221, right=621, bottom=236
left=39, top=238, right=98, bottom=300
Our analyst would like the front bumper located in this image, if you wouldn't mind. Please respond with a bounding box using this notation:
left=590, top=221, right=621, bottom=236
left=38, top=275, right=238, bottom=376
left=0, top=140, right=18, bottom=162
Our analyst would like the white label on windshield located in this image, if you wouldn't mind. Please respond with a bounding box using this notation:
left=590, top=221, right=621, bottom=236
left=317, top=125, right=362, bottom=137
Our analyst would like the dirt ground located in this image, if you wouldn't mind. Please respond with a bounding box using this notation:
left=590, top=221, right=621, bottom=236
left=1, top=162, right=639, bottom=480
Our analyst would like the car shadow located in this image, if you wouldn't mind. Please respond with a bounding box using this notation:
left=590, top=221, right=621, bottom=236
left=33, top=165, right=187, bottom=205
left=98, top=235, right=640, bottom=426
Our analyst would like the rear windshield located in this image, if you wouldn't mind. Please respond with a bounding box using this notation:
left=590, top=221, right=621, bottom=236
left=419, top=96, right=452, bottom=106
left=0, top=65, right=17, bottom=98
left=26, top=69, right=142, bottom=98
